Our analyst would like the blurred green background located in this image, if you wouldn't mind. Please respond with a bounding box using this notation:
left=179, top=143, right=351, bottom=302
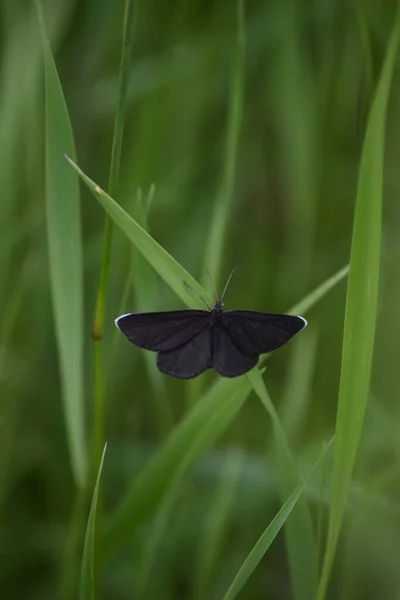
left=1, top=0, right=400, bottom=598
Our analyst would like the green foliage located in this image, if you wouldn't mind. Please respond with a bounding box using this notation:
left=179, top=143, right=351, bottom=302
left=221, top=439, right=333, bottom=600
left=317, top=8, right=400, bottom=599
left=80, top=445, right=107, bottom=600
left=36, top=0, right=87, bottom=487
left=1, top=1, right=400, bottom=599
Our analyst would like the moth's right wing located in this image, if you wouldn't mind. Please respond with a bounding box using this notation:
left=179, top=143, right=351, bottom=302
left=223, top=311, right=306, bottom=356
left=115, top=310, right=210, bottom=351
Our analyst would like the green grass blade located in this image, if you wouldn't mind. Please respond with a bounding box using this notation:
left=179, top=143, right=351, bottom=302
left=287, top=265, right=349, bottom=319
left=256, top=265, right=348, bottom=375
left=131, top=188, right=172, bottom=436
left=92, top=0, right=137, bottom=471
left=221, top=439, right=333, bottom=600
left=201, top=0, right=245, bottom=289
left=64, top=156, right=213, bottom=309
left=65, top=154, right=348, bottom=320
left=65, top=154, right=348, bottom=568
left=316, top=11, right=400, bottom=600
left=36, top=0, right=87, bottom=487
left=137, top=417, right=243, bottom=597
left=191, top=450, right=243, bottom=600
left=280, top=328, right=318, bottom=440
left=103, top=264, right=346, bottom=559
left=104, top=376, right=249, bottom=557
left=79, top=444, right=107, bottom=600
left=247, top=368, right=318, bottom=600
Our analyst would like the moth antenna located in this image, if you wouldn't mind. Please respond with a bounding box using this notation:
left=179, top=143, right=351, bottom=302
left=207, top=270, right=219, bottom=303
left=220, top=266, right=237, bottom=301
left=183, top=281, right=212, bottom=311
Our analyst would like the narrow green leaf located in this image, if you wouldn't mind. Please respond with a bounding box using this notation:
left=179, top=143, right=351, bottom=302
left=92, top=0, right=138, bottom=471
left=287, top=265, right=349, bottom=319
left=65, top=156, right=213, bottom=309
left=137, top=413, right=243, bottom=597
left=221, top=439, right=333, bottom=600
left=80, top=444, right=107, bottom=600
left=103, top=265, right=346, bottom=558
left=131, top=188, right=172, bottom=436
left=201, top=0, right=245, bottom=289
left=65, top=154, right=348, bottom=564
left=191, top=450, right=244, bottom=600
left=247, top=369, right=318, bottom=600
left=104, top=376, right=249, bottom=556
left=65, top=154, right=348, bottom=326
left=317, top=10, right=400, bottom=600
left=280, top=328, right=318, bottom=440
left=36, top=0, right=86, bottom=487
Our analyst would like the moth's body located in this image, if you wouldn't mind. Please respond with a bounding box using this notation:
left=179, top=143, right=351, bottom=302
left=115, top=300, right=306, bottom=379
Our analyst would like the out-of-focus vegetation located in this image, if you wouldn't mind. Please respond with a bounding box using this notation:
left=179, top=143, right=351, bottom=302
left=1, top=0, right=400, bottom=599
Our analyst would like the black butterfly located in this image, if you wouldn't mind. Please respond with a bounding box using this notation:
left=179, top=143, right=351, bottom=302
left=115, top=281, right=306, bottom=379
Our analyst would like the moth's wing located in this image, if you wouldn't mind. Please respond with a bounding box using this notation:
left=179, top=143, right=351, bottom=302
left=212, top=325, right=258, bottom=378
left=223, top=311, right=307, bottom=356
left=156, top=326, right=212, bottom=379
left=115, top=310, right=210, bottom=351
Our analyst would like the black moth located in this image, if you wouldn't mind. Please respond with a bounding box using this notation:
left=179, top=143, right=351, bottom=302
left=115, top=282, right=307, bottom=379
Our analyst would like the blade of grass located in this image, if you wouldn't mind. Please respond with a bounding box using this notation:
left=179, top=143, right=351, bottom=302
left=131, top=186, right=172, bottom=437
left=64, top=156, right=213, bottom=309
left=79, top=444, right=107, bottom=600
left=191, top=450, right=244, bottom=600
left=60, top=485, right=90, bottom=600
left=92, top=0, right=137, bottom=473
left=201, top=0, right=245, bottom=289
left=137, top=414, right=243, bottom=598
left=247, top=368, right=318, bottom=600
left=103, top=267, right=347, bottom=558
left=280, top=328, right=318, bottom=441
left=286, top=265, right=348, bottom=319
left=36, top=0, right=86, bottom=488
left=188, top=0, right=244, bottom=409
left=273, top=0, right=317, bottom=305
left=221, top=438, right=333, bottom=600
left=104, top=375, right=249, bottom=557
left=65, top=153, right=348, bottom=565
left=316, top=10, right=400, bottom=599
left=316, top=441, right=328, bottom=575
left=65, top=157, right=347, bottom=317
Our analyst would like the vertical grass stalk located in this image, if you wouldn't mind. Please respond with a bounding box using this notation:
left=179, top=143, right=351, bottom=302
left=92, top=0, right=137, bottom=472
left=316, top=9, right=400, bottom=599
left=201, top=0, right=245, bottom=290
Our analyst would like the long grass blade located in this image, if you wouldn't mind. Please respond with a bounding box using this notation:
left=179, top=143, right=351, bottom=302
left=103, top=265, right=346, bottom=557
left=64, top=156, right=213, bottom=308
left=64, top=157, right=348, bottom=564
left=137, top=417, right=243, bottom=597
left=201, top=0, right=245, bottom=289
left=79, top=444, right=107, bottom=600
left=280, top=328, right=318, bottom=440
left=316, top=10, right=400, bottom=599
left=131, top=187, right=172, bottom=436
left=247, top=369, right=318, bottom=600
left=36, top=0, right=86, bottom=487
left=191, top=450, right=244, bottom=600
left=221, top=439, right=333, bottom=600
left=92, top=0, right=137, bottom=472
left=104, top=376, right=249, bottom=557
